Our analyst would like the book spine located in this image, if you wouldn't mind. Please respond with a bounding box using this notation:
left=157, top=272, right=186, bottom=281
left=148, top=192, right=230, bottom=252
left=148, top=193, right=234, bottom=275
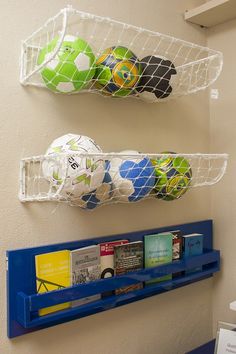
left=172, top=231, right=183, bottom=278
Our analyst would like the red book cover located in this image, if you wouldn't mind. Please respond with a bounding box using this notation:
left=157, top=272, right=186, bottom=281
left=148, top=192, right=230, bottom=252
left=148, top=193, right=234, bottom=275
left=100, top=239, right=128, bottom=296
left=168, top=229, right=183, bottom=277
left=169, top=230, right=183, bottom=261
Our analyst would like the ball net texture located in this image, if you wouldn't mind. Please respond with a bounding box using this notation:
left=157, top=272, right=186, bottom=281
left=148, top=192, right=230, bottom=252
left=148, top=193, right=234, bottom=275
left=19, top=152, right=228, bottom=209
left=20, top=6, right=223, bottom=102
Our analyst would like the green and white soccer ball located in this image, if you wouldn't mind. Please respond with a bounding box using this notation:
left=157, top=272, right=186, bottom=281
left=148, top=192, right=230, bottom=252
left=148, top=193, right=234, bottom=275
left=38, top=35, right=96, bottom=93
left=42, top=134, right=105, bottom=199
left=151, top=153, right=192, bottom=201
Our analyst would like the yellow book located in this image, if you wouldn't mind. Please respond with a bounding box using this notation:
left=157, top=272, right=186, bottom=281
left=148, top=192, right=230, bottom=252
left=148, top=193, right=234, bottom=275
left=35, top=250, right=71, bottom=316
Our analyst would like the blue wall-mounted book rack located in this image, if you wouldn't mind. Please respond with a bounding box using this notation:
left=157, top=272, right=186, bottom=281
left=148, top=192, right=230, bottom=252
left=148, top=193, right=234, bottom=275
left=7, top=219, right=220, bottom=338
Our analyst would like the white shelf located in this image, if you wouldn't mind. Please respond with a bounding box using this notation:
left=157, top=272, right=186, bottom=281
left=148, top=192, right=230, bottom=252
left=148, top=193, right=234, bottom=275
left=185, top=0, right=236, bottom=28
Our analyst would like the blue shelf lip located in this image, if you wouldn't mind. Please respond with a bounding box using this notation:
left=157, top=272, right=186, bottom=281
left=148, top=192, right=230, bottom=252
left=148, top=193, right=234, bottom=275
left=7, top=219, right=217, bottom=338
left=17, top=249, right=220, bottom=312
left=17, top=263, right=219, bottom=329
left=15, top=249, right=220, bottom=329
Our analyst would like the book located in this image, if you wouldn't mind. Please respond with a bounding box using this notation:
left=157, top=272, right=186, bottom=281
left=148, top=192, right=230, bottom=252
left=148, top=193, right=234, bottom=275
left=114, top=241, right=143, bottom=295
left=35, top=250, right=71, bottom=316
left=169, top=229, right=183, bottom=277
left=169, top=230, right=183, bottom=261
left=144, top=232, right=173, bottom=284
left=183, top=233, right=204, bottom=273
left=70, top=245, right=101, bottom=307
left=100, top=239, right=129, bottom=296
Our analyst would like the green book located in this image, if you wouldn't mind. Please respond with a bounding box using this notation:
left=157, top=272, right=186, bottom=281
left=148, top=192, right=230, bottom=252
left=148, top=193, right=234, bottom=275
left=144, top=232, right=173, bottom=284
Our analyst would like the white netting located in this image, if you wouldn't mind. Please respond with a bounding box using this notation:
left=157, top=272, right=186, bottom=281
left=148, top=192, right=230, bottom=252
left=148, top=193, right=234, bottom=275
left=20, top=6, right=223, bottom=102
left=19, top=152, right=228, bottom=210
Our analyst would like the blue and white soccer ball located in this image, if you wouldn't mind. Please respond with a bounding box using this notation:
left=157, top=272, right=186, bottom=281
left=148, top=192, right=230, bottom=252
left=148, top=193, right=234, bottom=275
left=74, top=162, right=113, bottom=209
left=109, top=150, right=156, bottom=202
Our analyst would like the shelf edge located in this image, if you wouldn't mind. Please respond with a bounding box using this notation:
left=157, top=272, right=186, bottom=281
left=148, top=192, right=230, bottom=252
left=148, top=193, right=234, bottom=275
left=184, top=0, right=236, bottom=28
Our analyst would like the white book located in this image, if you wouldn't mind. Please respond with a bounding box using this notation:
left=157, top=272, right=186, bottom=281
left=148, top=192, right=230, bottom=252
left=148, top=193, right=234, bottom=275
left=70, top=245, right=101, bottom=307
left=216, top=328, right=236, bottom=354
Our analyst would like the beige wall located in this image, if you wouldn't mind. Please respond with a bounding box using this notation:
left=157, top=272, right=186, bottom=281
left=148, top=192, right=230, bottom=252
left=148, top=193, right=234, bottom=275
left=0, top=1, right=215, bottom=353
left=207, top=19, right=236, bottom=334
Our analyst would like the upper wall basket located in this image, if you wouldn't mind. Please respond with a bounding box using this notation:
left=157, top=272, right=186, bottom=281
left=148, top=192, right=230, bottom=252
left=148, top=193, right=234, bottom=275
left=20, top=6, right=223, bottom=102
left=19, top=152, right=228, bottom=210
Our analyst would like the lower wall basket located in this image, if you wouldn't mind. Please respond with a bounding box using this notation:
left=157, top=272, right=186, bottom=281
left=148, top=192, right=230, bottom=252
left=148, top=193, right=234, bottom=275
left=19, top=152, right=228, bottom=209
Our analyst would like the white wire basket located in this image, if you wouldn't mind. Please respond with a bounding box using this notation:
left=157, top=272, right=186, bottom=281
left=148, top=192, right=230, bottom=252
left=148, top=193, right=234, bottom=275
left=19, top=152, right=228, bottom=210
left=20, top=6, right=223, bottom=102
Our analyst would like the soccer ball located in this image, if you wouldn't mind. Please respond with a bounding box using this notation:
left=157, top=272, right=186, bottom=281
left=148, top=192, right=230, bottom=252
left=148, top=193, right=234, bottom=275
left=151, top=152, right=192, bottom=201
left=37, top=35, right=96, bottom=93
left=94, top=46, right=142, bottom=97
left=109, top=150, right=156, bottom=202
left=42, top=134, right=105, bottom=199
left=73, top=162, right=113, bottom=209
left=137, top=56, right=177, bottom=100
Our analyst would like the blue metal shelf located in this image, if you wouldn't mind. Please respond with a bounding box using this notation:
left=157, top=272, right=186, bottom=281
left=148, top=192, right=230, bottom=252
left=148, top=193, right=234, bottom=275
left=7, top=219, right=219, bottom=338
